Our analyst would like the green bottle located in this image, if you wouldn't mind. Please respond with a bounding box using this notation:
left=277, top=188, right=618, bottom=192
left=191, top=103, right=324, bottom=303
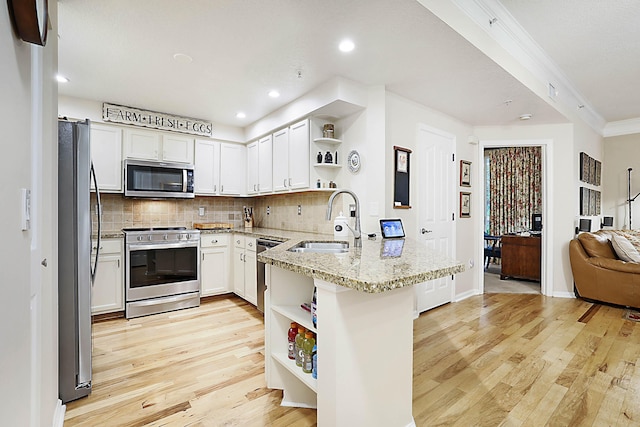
left=302, top=331, right=316, bottom=374
left=295, top=326, right=306, bottom=367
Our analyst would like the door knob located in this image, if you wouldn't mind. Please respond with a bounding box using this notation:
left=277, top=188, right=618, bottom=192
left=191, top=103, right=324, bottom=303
left=41, top=258, right=48, bottom=267
left=421, top=228, right=432, bottom=234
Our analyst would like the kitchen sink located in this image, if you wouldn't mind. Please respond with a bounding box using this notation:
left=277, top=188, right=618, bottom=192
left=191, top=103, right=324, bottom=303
left=287, top=241, right=349, bottom=254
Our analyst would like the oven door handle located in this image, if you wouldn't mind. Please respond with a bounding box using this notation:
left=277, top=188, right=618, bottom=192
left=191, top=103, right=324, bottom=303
left=127, top=242, right=199, bottom=251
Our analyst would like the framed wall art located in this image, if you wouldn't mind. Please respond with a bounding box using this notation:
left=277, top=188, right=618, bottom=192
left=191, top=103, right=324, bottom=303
left=393, top=146, right=412, bottom=209
left=460, top=192, right=471, bottom=218
left=460, top=160, right=471, bottom=187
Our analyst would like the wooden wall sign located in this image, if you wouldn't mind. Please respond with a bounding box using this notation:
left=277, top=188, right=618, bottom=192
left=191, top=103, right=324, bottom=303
left=103, top=103, right=213, bottom=137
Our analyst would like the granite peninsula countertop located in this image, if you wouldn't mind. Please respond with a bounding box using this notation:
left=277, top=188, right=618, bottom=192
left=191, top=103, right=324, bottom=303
left=254, top=231, right=465, bottom=293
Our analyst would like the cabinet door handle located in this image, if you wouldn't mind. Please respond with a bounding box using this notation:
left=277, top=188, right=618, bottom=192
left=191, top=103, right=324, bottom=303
left=211, top=239, right=218, bottom=244
left=421, top=228, right=432, bottom=234
left=117, top=259, right=120, bottom=268
left=214, top=185, right=217, bottom=192
left=283, top=178, right=287, bottom=187
left=289, top=178, right=292, bottom=186
left=221, top=185, right=224, bottom=192
left=202, top=253, right=205, bottom=261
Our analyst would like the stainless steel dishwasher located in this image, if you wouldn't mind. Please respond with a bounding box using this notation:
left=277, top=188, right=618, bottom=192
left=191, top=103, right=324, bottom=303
left=256, top=238, right=282, bottom=313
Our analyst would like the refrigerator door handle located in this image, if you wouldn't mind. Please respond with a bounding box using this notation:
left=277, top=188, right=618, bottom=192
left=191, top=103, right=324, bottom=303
left=90, top=162, right=102, bottom=284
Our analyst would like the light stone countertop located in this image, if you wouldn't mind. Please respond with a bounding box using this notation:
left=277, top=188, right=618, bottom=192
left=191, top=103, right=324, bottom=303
left=219, top=227, right=466, bottom=293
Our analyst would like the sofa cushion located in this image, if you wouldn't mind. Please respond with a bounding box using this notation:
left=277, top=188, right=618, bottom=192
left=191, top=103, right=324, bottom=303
left=578, top=232, right=617, bottom=259
left=611, top=234, right=640, bottom=263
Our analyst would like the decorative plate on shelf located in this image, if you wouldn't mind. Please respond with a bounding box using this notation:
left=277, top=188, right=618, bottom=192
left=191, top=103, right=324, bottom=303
left=347, top=150, right=361, bottom=173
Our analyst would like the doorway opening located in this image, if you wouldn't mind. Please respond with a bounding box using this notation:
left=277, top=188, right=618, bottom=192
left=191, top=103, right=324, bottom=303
left=478, top=139, right=552, bottom=296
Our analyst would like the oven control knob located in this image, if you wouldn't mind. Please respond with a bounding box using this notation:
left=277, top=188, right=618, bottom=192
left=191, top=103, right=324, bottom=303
left=163, top=234, right=168, bottom=240
left=187, top=233, right=192, bottom=239
left=137, top=235, right=143, bottom=241
left=147, top=235, right=152, bottom=241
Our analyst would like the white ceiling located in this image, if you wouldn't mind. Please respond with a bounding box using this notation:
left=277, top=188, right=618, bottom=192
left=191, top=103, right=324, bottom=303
left=500, top=0, right=640, bottom=123
left=57, top=0, right=638, bottom=134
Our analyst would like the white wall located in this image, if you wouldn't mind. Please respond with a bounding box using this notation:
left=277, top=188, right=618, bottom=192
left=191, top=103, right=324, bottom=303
left=603, top=133, right=640, bottom=229
left=474, top=123, right=603, bottom=297
left=1, top=2, right=60, bottom=426
left=385, top=93, right=477, bottom=297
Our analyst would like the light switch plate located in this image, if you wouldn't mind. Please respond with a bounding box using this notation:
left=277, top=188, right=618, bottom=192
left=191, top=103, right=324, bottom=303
left=20, top=188, right=31, bottom=231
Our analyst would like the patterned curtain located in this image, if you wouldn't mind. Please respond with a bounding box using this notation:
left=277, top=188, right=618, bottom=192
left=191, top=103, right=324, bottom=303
left=486, top=147, right=542, bottom=236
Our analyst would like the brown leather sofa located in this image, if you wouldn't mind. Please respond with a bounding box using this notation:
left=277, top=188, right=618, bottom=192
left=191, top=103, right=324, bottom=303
left=569, top=230, right=640, bottom=309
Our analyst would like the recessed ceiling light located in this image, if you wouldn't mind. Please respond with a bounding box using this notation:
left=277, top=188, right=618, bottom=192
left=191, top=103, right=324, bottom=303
left=268, top=90, right=280, bottom=98
left=236, top=112, right=246, bottom=119
left=519, top=114, right=533, bottom=121
left=338, top=39, right=355, bottom=53
left=173, top=53, right=193, bottom=64
left=56, top=74, right=69, bottom=83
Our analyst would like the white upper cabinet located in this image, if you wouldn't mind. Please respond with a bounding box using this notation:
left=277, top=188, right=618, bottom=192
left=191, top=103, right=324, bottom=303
left=288, top=119, right=310, bottom=190
left=123, top=128, right=160, bottom=161
left=90, top=123, right=122, bottom=192
left=162, top=134, right=195, bottom=163
left=219, top=143, right=246, bottom=195
left=272, top=119, right=310, bottom=192
left=272, top=128, right=290, bottom=192
left=123, top=128, right=194, bottom=164
left=258, top=135, right=273, bottom=193
left=247, top=141, right=259, bottom=194
left=194, top=139, right=220, bottom=195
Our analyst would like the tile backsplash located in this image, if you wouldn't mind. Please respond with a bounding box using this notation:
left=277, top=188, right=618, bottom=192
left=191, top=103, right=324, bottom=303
left=91, top=191, right=340, bottom=234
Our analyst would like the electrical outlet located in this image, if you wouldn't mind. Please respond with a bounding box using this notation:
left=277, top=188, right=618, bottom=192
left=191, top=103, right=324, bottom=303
left=298, top=205, right=302, bottom=215
left=198, top=207, right=205, bottom=216
left=267, top=206, right=270, bottom=215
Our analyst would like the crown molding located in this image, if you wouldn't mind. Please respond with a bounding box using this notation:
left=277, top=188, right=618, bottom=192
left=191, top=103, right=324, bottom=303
left=419, top=0, right=607, bottom=134
left=603, top=118, right=640, bottom=138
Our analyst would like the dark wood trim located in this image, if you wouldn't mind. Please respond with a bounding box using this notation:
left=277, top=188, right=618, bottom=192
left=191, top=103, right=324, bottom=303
left=92, top=311, right=125, bottom=323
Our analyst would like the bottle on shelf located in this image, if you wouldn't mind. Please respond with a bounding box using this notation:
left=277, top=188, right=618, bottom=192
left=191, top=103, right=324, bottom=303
left=334, top=150, right=338, bottom=164
left=312, top=344, right=317, bottom=379
left=302, top=331, right=316, bottom=374
left=311, top=286, right=317, bottom=328
left=288, top=322, right=298, bottom=360
left=317, top=151, right=323, bottom=163
left=324, top=151, right=333, bottom=163
left=295, top=326, right=306, bottom=367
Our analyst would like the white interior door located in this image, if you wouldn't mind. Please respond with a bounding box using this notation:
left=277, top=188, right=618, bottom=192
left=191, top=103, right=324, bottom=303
left=416, top=125, right=456, bottom=313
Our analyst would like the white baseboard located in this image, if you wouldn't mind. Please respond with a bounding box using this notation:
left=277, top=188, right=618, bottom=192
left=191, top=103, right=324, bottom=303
left=454, top=289, right=479, bottom=302
left=52, top=399, right=65, bottom=427
left=552, top=291, right=575, bottom=299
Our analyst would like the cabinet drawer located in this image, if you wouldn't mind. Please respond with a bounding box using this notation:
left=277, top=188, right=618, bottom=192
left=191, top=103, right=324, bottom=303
left=91, top=239, right=121, bottom=255
left=234, top=234, right=246, bottom=248
left=201, top=234, right=229, bottom=248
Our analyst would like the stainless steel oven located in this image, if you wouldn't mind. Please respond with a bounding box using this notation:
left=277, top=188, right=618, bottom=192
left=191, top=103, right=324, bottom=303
left=124, top=227, right=200, bottom=318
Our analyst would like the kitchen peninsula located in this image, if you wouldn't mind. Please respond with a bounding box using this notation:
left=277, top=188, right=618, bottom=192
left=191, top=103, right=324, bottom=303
left=258, top=236, right=464, bottom=427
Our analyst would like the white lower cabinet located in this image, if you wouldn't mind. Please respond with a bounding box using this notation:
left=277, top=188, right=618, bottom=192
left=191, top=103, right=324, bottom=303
left=91, top=238, right=124, bottom=315
left=232, top=235, right=257, bottom=305
left=200, top=234, right=231, bottom=296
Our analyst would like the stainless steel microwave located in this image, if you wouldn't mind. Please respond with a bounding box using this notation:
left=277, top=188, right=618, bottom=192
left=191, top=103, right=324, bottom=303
left=124, top=159, right=195, bottom=198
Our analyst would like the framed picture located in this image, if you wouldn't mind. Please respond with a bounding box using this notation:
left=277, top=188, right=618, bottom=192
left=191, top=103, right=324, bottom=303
left=580, top=152, right=589, bottom=183
left=460, top=160, right=471, bottom=187
left=588, top=157, right=596, bottom=185
left=396, top=149, right=408, bottom=173
left=595, top=190, right=601, bottom=215
left=580, top=187, right=589, bottom=216
left=595, top=160, right=601, bottom=186
left=460, top=192, right=471, bottom=218
left=393, top=146, right=412, bottom=208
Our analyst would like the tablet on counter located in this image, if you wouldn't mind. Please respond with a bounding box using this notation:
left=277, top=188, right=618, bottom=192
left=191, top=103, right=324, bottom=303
left=379, top=219, right=405, bottom=239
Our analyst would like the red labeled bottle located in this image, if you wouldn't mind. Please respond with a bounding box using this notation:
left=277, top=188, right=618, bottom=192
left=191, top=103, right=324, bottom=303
left=287, top=322, right=298, bottom=360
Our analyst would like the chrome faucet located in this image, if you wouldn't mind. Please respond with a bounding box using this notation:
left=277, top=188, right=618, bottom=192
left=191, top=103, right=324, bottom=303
left=326, top=189, right=362, bottom=248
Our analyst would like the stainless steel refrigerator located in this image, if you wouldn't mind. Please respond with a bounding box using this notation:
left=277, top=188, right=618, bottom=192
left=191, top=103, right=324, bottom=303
left=58, top=118, right=102, bottom=403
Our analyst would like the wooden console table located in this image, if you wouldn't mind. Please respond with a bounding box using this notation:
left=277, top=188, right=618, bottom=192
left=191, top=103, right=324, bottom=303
left=500, top=235, right=541, bottom=281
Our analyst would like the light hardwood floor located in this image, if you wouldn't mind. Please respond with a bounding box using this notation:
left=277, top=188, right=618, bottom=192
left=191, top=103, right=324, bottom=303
left=64, top=294, right=640, bottom=426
